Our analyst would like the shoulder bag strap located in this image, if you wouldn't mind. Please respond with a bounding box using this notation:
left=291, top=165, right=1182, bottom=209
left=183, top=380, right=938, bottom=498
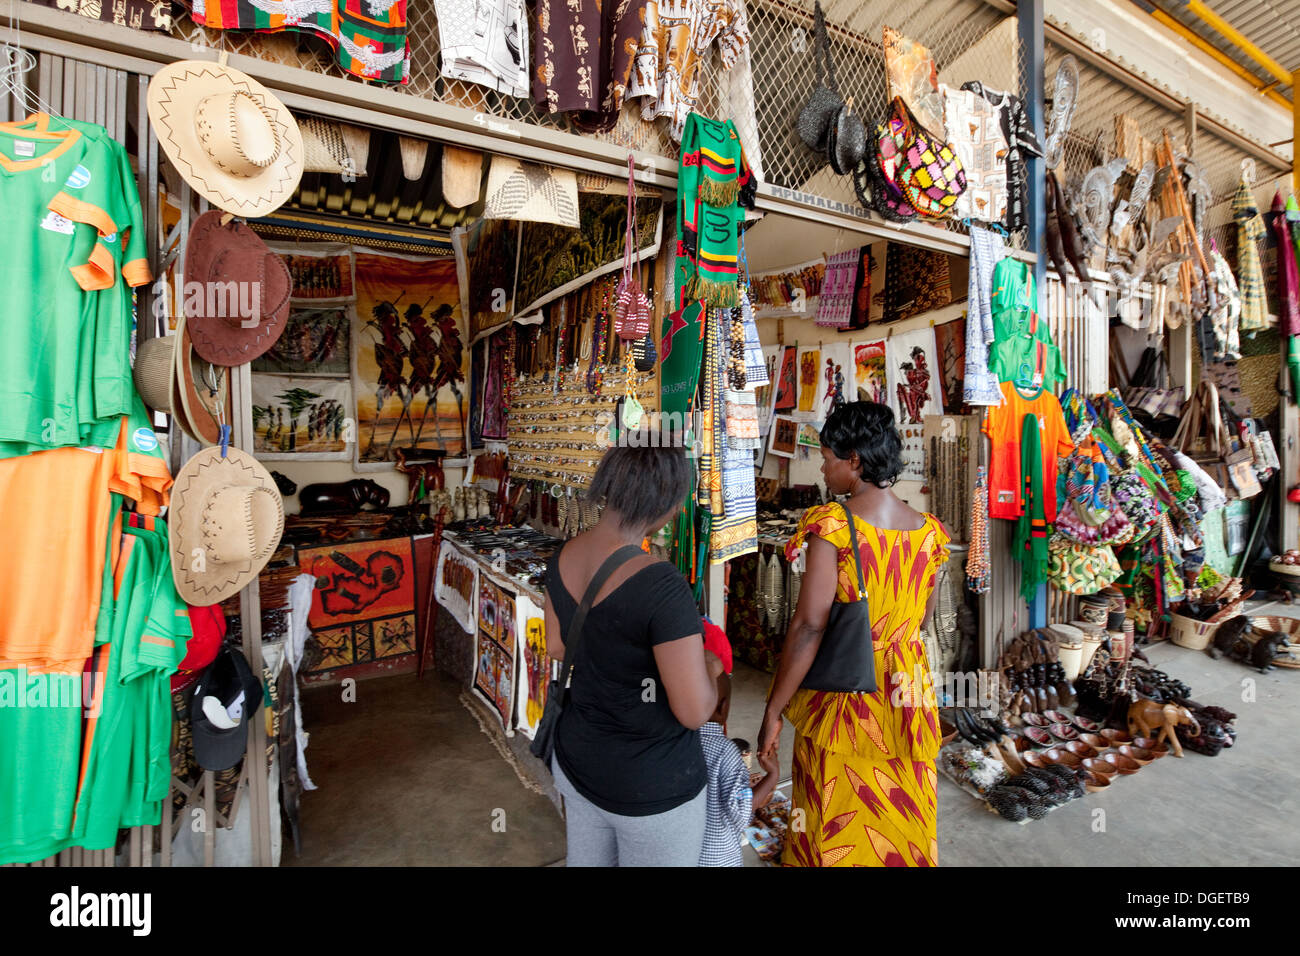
left=554, top=544, right=646, bottom=703
left=840, top=502, right=867, bottom=601
left=813, top=2, right=837, bottom=92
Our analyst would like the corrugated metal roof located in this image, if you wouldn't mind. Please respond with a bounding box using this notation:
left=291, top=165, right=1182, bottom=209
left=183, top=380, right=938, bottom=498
left=1152, top=0, right=1300, bottom=100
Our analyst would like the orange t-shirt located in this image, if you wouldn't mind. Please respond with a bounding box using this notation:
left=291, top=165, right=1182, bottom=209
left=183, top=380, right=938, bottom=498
left=0, top=410, right=171, bottom=673
left=982, top=381, right=1073, bottom=522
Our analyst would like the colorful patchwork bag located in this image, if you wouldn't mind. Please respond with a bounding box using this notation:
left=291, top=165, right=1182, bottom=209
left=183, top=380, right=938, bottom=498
left=874, top=96, right=967, bottom=219
left=1047, top=536, right=1122, bottom=595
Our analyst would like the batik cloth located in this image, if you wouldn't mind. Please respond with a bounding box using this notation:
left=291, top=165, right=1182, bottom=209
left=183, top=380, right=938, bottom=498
left=740, top=289, right=769, bottom=386
left=1233, top=178, right=1270, bottom=333
left=942, top=85, right=1010, bottom=225
left=815, top=250, right=859, bottom=328
left=780, top=504, right=949, bottom=866
left=1266, top=192, right=1300, bottom=336
left=710, top=308, right=758, bottom=562
left=676, top=114, right=755, bottom=308
left=964, top=225, right=1005, bottom=405
left=960, top=82, right=1041, bottom=233
left=531, top=0, right=648, bottom=125
left=1209, top=251, right=1242, bottom=361
left=627, top=0, right=750, bottom=142
left=1013, top=413, right=1049, bottom=601
left=434, top=0, right=529, bottom=97
left=190, top=0, right=409, bottom=83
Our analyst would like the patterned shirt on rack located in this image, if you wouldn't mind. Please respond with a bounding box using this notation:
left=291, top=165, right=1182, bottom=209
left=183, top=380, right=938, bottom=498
left=960, top=82, right=1041, bottom=233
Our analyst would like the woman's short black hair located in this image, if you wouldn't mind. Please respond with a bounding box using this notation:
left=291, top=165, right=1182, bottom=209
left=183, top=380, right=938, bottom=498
left=820, top=401, right=904, bottom=487
left=588, top=434, right=690, bottom=530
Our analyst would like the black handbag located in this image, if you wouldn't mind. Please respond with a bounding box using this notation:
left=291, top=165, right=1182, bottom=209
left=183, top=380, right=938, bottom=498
left=795, top=3, right=843, bottom=157
left=800, top=502, right=878, bottom=693
left=530, top=545, right=646, bottom=764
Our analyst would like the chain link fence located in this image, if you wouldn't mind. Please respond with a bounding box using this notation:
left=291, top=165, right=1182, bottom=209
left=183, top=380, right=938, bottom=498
left=171, top=1, right=1025, bottom=240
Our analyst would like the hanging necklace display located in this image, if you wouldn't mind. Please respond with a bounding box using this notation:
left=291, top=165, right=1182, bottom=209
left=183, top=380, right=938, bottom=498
left=553, top=299, right=567, bottom=394
left=586, top=290, right=609, bottom=394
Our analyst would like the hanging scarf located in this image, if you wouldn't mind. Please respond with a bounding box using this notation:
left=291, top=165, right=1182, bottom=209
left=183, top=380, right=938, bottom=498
left=676, top=114, right=754, bottom=309
left=1014, top=412, right=1049, bottom=601
left=1232, top=178, right=1270, bottom=334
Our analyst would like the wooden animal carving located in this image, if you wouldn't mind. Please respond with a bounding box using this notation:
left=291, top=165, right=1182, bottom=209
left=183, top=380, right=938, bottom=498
left=1127, top=699, right=1200, bottom=757
left=394, top=448, right=446, bottom=503
left=298, top=479, right=391, bottom=515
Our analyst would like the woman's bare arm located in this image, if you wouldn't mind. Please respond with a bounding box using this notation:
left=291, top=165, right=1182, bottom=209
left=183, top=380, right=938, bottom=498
left=653, top=634, right=720, bottom=729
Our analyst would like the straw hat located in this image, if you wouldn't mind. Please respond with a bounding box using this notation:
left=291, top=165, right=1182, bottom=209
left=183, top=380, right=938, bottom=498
left=169, top=445, right=284, bottom=605
left=441, top=145, right=483, bottom=208
left=175, top=314, right=229, bottom=446
left=183, top=210, right=293, bottom=366
left=133, top=329, right=221, bottom=445
left=147, top=58, right=304, bottom=219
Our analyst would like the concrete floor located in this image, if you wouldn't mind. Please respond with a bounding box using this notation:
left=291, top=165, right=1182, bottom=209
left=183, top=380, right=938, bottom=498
left=285, top=612, right=1298, bottom=866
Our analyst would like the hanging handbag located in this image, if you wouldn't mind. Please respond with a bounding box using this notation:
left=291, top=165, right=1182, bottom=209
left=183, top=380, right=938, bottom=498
left=530, top=545, right=645, bottom=764
left=796, top=2, right=843, bottom=157
left=875, top=96, right=966, bottom=219
left=799, top=502, right=878, bottom=693
left=1126, top=344, right=1183, bottom=436
left=614, top=155, right=653, bottom=341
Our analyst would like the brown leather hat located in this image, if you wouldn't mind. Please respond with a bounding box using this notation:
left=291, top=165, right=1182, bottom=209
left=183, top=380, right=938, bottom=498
left=183, top=210, right=293, bottom=366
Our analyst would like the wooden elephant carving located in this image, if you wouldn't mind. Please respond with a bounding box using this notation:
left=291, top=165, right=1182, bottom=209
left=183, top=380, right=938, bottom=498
left=1127, top=699, right=1201, bottom=757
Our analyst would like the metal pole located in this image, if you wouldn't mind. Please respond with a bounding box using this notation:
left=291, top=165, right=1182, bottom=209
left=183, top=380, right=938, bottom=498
left=1019, top=0, right=1048, bottom=632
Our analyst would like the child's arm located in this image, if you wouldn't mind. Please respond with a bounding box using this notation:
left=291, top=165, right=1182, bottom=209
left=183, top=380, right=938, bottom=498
left=752, top=749, right=782, bottom=810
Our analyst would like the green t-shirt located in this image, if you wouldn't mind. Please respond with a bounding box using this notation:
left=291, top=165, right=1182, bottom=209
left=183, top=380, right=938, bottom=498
left=989, top=333, right=1067, bottom=390
left=989, top=257, right=1036, bottom=316
left=0, top=116, right=148, bottom=452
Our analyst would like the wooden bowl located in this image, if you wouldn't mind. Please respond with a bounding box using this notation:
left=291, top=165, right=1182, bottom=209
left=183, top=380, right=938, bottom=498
left=1132, top=737, right=1169, bottom=758
left=1118, top=745, right=1154, bottom=766
left=1071, top=716, right=1101, bottom=733
left=1025, top=727, right=1054, bottom=747
left=1100, top=729, right=1133, bottom=745
left=1010, top=734, right=1035, bottom=752
left=1043, top=709, right=1071, bottom=724
left=1048, top=722, right=1079, bottom=742
left=1044, top=747, right=1083, bottom=768
left=1082, top=757, right=1117, bottom=778
left=1080, top=732, right=1110, bottom=751
left=939, top=717, right=959, bottom=746
left=1021, top=712, right=1050, bottom=728
left=1066, top=740, right=1099, bottom=759
left=1023, top=751, right=1051, bottom=770
left=1081, top=770, right=1112, bottom=792
left=1103, top=752, right=1141, bottom=775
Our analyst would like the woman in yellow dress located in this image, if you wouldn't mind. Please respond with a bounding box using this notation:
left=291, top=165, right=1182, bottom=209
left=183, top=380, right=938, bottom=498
left=758, top=402, right=949, bottom=866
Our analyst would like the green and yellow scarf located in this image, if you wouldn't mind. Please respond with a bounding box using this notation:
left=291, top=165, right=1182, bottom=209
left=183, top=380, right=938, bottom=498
left=1015, top=413, right=1049, bottom=601
left=676, top=113, right=755, bottom=309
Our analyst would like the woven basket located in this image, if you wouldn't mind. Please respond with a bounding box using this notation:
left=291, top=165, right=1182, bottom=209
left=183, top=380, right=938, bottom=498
left=1268, top=559, right=1300, bottom=579
left=1248, top=615, right=1300, bottom=668
left=1170, top=613, right=1220, bottom=650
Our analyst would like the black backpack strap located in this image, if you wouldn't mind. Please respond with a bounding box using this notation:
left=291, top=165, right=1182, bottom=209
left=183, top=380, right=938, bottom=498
left=554, top=544, right=646, bottom=702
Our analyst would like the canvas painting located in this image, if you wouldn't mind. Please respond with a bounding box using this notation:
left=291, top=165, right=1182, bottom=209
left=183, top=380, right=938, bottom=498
left=768, top=416, right=797, bottom=458
left=266, top=241, right=355, bottom=305
left=821, top=343, right=854, bottom=419
left=933, top=316, right=968, bottom=414
left=853, top=339, right=889, bottom=405
left=352, top=251, right=468, bottom=466
left=773, top=346, right=798, bottom=412
left=251, top=374, right=352, bottom=460
left=299, top=537, right=419, bottom=685
left=252, top=307, right=352, bottom=376
left=514, top=594, right=548, bottom=741
left=885, top=327, right=943, bottom=481
left=796, top=346, right=821, bottom=418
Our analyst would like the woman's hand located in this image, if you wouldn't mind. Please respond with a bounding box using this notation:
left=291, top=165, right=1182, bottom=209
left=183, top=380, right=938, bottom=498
left=758, top=708, right=783, bottom=759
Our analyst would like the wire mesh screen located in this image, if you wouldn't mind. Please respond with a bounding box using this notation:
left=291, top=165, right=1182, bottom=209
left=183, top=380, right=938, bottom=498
left=171, top=0, right=1026, bottom=237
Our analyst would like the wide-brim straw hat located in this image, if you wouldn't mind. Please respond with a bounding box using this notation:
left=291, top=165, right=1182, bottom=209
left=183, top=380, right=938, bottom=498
left=169, top=445, right=284, bottom=606
left=147, top=57, right=304, bottom=219
left=184, top=209, right=293, bottom=366
left=133, top=328, right=219, bottom=446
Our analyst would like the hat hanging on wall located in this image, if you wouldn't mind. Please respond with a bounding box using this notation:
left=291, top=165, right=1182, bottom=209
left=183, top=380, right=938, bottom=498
left=398, top=135, right=429, bottom=181
left=483, top=156, right=579, bottom=227
left=183, top=209, right=293, bottom=366
left=174, top=313, right=230, bottom=446
left=339, top=123, right=371, bottom=176
left=169, top=445, right=284, bottom=607
left=442, top=145, right=483, bottom=208
left=298, top=115, right=350, bottom=174
left=147, top=56, right=304, bottom=219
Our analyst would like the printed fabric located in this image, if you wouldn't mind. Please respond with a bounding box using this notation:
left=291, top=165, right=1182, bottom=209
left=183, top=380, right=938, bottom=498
left=780, top=504, right=949, bottom=867
left=1232, top=178, right=1270, bottom=333
left=628, top=0, right=750, bottom=142
left=960, top=82, right=1041, bottom=233
left=434, top=0, right=529, bottom=97
left=942, top=84, right=1009, bottom=225
left=1208, top=251, right=1242, bottom=361
left=964, top=225, right=1005, bottom=405
left=709, top=307, right=757, bottom=562
left=532, top=0, right=648, bottom=125
left=190, top=0, right=409, bottom=84
left=814, top=249, right=859, bottom=328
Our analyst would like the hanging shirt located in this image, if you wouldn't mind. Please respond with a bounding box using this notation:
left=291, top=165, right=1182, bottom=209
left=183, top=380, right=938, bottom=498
left=0, top=115, right=149, bottom=452
left=982, top=381, right=1073, bottom=522
left=964, top=224, right=1005, bottom=406
left=434, top=0, right=529, bottom=98
left=942, top=84, right=1010, bottom=226
left=960, top=82, right=1042, bottom=233
left=0, top=396, right=171, bottom=673
left=627, top=0, right=750, bottom=141
left=533, top=0, right=648, bottom=123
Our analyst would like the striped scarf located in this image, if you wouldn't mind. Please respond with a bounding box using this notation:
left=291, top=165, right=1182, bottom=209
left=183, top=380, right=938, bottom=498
left=1232, top=178, right=1270, bottom=333
left=676, top=114, right=753, bottom=309
left=1014, top=413, right=1049, bottom=601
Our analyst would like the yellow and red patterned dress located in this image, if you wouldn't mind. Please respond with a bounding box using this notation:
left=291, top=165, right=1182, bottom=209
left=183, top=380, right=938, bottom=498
left=781, top=503, right=949, bottom=866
